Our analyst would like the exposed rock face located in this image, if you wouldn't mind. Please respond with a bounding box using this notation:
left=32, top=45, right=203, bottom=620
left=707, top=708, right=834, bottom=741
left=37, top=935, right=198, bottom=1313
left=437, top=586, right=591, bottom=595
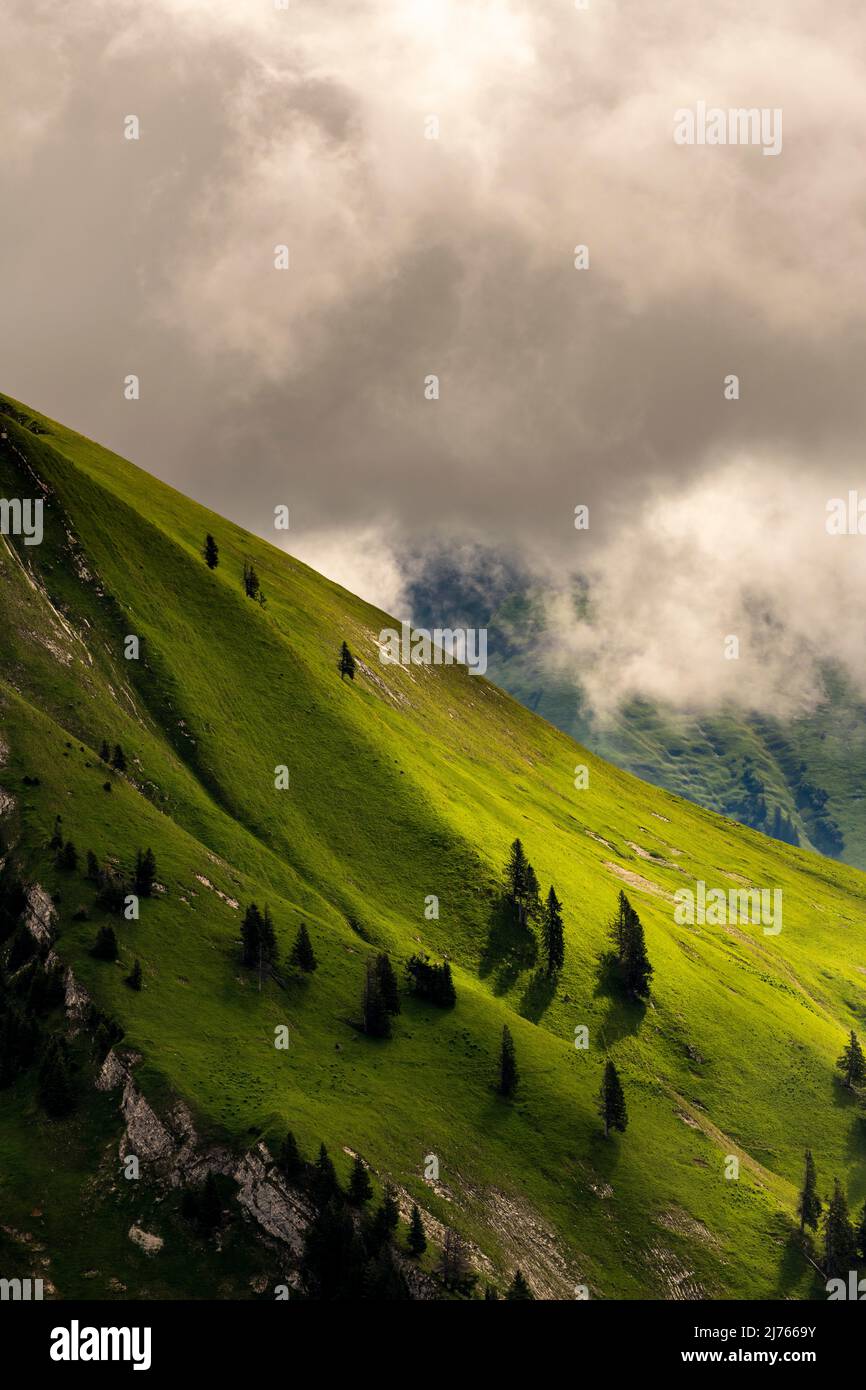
left=99, top=1050, right=323, bottom=1262
left=63, top=966, right=92, bottom=1024
left=23, top=883, right=55, bottom=948
left=234, top=1145, right=315, bottom=1257
left=128, top=1225, right=163, bottom=1255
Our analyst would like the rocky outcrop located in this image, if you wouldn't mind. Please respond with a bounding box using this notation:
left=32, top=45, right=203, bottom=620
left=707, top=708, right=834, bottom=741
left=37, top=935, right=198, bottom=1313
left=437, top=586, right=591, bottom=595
left=22, top=883, right=55, bottom=948
left=128, top=1225, right=164, bottom=1256
left=234, top=1145, right=315, bottom=1257
left=98, top=1049, right=320, bottom=1260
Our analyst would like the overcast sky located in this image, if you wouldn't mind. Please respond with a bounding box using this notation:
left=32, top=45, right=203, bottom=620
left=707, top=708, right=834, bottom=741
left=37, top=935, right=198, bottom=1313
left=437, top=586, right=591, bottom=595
left=4, top=0, right=866, bottom=715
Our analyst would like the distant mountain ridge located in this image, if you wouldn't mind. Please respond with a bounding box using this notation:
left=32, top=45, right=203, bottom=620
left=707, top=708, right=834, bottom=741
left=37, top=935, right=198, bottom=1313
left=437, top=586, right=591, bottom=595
left=403, top=556, right=861, bottom=869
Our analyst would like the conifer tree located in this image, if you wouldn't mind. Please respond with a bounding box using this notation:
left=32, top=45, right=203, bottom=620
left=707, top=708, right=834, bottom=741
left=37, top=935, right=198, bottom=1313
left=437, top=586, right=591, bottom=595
left=57, top=840, right=78, bottom=872
left=111, top=744, right=127, bottom=772
left=797, top=1150, right=822, bottom=1235
left=824, top=1178, right=857, bottom=1280
left=498, top=1024, right=518, bottom=1097
left=126, top=959, right=143, bottom=991
left=339, top=640, right=356, bottom=681
left=364, top=1245, right=411, bottom=1299
left=243, top=560, right=263, bottom=602
left=312, top=1142, right=341, bottom=1207
left=598, top=1059, right=628, bottom=1138
left=278, top=1130, right=305, bottom=1186
left=610, top=889, right=632, bottom=957
left=348, top=1154, right=373, bottom=1207
left=363, top=959, right=392, bottom=1038
left=541, top=885, right=565, bottom=975
left=91, top=925, right=119, bottom=962
left=376, top=952, right=401, bottom=1015
left=837, top=1030, right=866, bottom=1089
left=134, top=847, right=157, bottom=896
left=99, top=740, right=111, bottom=763
left=370, top=1185, right=400, bottom=1249
left=259, top=905, right=277, bottom=984
left=504, top=838, right=538, bottom=924
left=204, top=534, right=219, bottom=569
left=407, top=1203, right=427, bottom=1258
left=609, top=890, right=653, bottom=999
left=239, top=903, right=276, bottom=990
left=290, top=922, right=317, bottom=973
left=240, top=903, right=264, bottom=968
left=621, top=913, right=653, bottom=999
left=506, top=1268, right=534, bottom=1300
left=437, top=1227, right=474, bottom=1293
left=49, top=815, right=63, bottom=851
left=86, top=850, right=100, bottom=882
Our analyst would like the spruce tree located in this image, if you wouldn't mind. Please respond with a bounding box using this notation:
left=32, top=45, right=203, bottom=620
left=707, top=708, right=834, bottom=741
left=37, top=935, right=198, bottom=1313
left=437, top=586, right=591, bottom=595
left=91, top=925, right=119, bottom=962
left=363, top=960, right=392, bottom=1038
left=339, top=640, right=356, bottom=681
left=99, top=740, right=111, bottom=763
left=541, top=885, right=565, bottom=975
left=506, top=1268, right=534, bottom=1300
left=621, top=913, right=653, bottom=999
left=49, top=815, right=63, bottom=851
left=824, top=1178, right=857, bottom=1279
left=347, top=1154, right=373, bottom=1207
left=86, top=850, right=100, bottom=881
left=312, top=1142, right=341, bottom=1207
left=364, top=1245, right=411, bottom=1299
left=370, top=1185, right=400, bottom=1249
left=243, top=560, right=261, bottom=601
left=837, top=1030, right=866, bottom=1089
left=204, top=534, right=219, bottom=569
left=797, top=1149, right=822, bottom=1235
left=126, top=959, right=143, bottom=991
left=57, top=840, right=78, bottom=872
left=524, top=863, right=541, bottom=921
left=240, top=903, right=264, bottom=968
left=598, top=1059, right=628, bottom=1137
left=376, top=953, right=401, bottom=1015
left=134, top=847, right=157, bottom=897
left=610, top=889, right=632, bottom=957
left=407, top=1203, right=427, bottom=1257
left=239, top=903, right=276, bottom=989
left=278, top=1130, right=305, bottom=1186
left=290, top=922, right=317, bottom=973
left=111, top=744, right=127, bottom=772
left=437, top=1227, right=473, bottom=1293
left=498, top=1024, right=518, bottom=1097
left=504, top=838, right=529, bottom=923
left=259, top=905, right=277, bottom=984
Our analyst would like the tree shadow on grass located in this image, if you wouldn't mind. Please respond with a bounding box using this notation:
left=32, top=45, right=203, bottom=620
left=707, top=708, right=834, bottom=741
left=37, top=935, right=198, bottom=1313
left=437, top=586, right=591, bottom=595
left=592, top=950, right=647, bottom=1045
left=479, top=896, right=538, bottom=995
left=519, top=968, right=557, bottom=1023
left=584, top=1127, right=625, bottom=1187
left=773, top=1223, right=824, bottom=1298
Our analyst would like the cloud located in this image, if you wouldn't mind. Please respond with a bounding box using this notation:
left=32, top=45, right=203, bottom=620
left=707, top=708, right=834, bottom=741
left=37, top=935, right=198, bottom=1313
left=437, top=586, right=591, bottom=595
left=3, top=0, right=866, bottom=718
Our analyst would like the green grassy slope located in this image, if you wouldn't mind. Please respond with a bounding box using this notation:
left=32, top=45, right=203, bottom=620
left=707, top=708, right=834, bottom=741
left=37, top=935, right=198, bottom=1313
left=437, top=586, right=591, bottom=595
left=480, top=589, right=861, bottom=867
left=1, top=392, right=865, bottom=1299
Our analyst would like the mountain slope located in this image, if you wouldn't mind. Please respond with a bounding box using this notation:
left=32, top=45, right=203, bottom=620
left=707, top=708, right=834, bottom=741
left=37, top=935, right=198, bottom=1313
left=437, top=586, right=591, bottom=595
left=1, top=393, right=865, bottom=1300
left=406, top=566, right=859, bottom=868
